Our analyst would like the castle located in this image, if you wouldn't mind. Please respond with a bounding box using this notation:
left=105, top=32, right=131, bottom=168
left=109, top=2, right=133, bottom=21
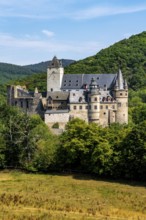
left=7, top=56, right=128, bottom=129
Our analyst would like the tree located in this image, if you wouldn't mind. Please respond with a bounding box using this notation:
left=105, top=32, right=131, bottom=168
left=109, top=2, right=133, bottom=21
left=121, top=121, right=146, bottom=180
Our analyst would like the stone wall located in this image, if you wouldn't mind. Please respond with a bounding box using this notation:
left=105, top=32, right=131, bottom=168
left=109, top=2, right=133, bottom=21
left=45, top=112, right=70, bottom=129
left=69, top=103, right=88, bottom=122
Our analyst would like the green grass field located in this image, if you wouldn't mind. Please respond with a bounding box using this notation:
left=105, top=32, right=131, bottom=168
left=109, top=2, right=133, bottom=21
left=0, top=170, right=146, bottom=220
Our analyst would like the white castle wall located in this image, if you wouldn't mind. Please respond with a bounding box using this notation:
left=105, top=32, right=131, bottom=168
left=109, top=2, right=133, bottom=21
left=45, top=112, right=70, bottom=129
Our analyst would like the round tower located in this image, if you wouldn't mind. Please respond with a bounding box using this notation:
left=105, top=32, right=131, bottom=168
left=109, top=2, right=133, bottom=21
left=113, top=70, right=128, bottom=124
left=88, top=78, right=100, bottom=123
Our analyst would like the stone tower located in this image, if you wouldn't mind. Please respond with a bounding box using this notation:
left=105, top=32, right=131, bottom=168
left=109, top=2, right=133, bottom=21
left=47, top=56, right=64, bottom=92
left=88, top=78, right=100, bottom=123
left=113, top=69, right=128, bottom=124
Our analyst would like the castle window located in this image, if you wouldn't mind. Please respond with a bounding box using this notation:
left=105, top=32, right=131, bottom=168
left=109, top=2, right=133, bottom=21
left=56, top=96, right=59, bottom=98
left=104, top=112, right=106, bottom=115
left=125, top=93, right=127, bottom=96
left=104, top=84, right=106, bottom=87
left=89, top=105, right=91, bottom=110
left=79, top=106, right=82, bottom=110
left=112, top=105, right=115, bottom=109
left=94, top=105, right=97, bottom=109
left=89, top=98, right=91, bottom=102
left=97, top=77, right=99, bottom=80
left=118, top=103, right=121, bottom=107
left=64, top=80, right=66, bottom=82
left=69, top=84, right=71, bottom=86
left=100, top=105, right=103, bottom=109
left=15, top=101, right=17, bottom=106
left=94, top=97, right=97, bottom=101
left=73, top=106, right=76, bottom=110
left=51, top=88, right=53, bottom=92
left=106, top=105, right=108, bottom=109
left=20, top=101, right=23, bottom=108
left=64, top=84, right=66, bottom=86
left=79, top=97, right=82, bottom=102
left=86, top=106, right=88, bottom=109
left=76, top=84, right=78, bottom=86
left=120, top=93, right=123, bottom=96
left=69, top=80, right=71, bottom=82
left=76, top=80, right=78, bottom=82
left=26, top=101, right=29, bottom=109
left=73, top=93, right=75, bottom=96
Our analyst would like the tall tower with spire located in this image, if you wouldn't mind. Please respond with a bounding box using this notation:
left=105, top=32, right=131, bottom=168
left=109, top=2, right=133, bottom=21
left=113, top=69, right=128, bottom=124
left=47, top=56, right=64, bottom=92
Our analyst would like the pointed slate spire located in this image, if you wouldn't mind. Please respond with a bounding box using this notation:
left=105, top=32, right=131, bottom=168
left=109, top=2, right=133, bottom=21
left=124, top=79, right=128, bottom=90
left=117, top=69, right=124, bottom=90
left=114, top=78, right=119, bottom=90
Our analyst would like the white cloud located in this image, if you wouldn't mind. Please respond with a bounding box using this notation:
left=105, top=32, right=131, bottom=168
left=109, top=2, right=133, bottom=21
left=72, top=5, right=146, bottom=20
left=0, top=32, right=101, bottom=64
left=1, top=1, right=146, bottom=20
left=42, top=30, right=55, bottom=37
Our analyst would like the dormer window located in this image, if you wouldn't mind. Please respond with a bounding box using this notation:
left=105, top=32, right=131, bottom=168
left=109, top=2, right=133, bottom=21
left=79, top=97, right=82, bottom=102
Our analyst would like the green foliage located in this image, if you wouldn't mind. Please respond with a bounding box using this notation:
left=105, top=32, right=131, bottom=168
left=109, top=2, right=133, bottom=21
left=0, top=62, right=41, bottom=85
left=0, top=103, right=58, bottom=171
left=10, top=73, right=47, bottom=92
left=52, top=122, right=59, bottom=129
left=121, top=121, right=146, bottom=179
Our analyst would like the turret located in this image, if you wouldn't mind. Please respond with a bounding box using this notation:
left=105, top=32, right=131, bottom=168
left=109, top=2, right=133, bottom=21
left=47, top=56, right=64, bottom=92
left=88, top=78, right=100, bottom=123
left=113, top=69, right=128, bottom=124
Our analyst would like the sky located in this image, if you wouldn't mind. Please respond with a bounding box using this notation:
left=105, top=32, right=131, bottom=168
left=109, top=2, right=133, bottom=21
left=0, top=0, right=146, bottom=65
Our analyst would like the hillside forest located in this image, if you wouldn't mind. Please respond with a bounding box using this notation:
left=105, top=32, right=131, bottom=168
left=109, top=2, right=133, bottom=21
left=0, top=31, right=146, bottom=180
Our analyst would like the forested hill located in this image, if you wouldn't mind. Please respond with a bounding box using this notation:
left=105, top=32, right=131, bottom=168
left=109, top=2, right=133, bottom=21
left=0, top=63, right=37, bottom=84
left=24, top=59, right=75, bottom=73
left=0, top=59, right=75, bottom=85
left=65, top=31, right=146, bottom=90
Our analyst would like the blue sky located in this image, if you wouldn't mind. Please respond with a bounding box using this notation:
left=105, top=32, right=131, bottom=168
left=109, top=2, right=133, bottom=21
left=0, top=0, right=146, bottom=65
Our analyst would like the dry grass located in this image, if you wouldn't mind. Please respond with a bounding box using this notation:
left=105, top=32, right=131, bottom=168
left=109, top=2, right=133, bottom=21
left=0, top=170, right=146, bottom=219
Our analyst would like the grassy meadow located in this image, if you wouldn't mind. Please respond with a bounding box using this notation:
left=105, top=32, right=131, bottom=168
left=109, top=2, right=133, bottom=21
left=0, top=171, right=146, bottom=220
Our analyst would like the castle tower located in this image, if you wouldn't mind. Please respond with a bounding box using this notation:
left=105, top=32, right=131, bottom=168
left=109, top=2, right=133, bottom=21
left=113, top=69, right=128, bottom=124
left=88, top=78, right=100, bottom=123
left=47, top=56, right=64, bottom=92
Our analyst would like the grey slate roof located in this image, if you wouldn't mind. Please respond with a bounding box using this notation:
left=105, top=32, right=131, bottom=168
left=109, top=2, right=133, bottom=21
left=69, top=90, right=86, bottom=103
left=47, top=91, right=69, bottom=100
left=45, top=110, right=69, bottom=114
left=61, top=74, right=116, bottom=90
